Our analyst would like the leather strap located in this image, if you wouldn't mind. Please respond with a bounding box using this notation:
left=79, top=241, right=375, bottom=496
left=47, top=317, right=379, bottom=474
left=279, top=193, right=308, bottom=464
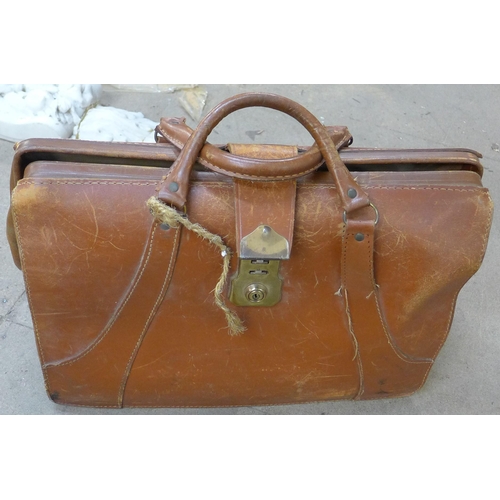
left=157, top=93, right=371, bottom=216
left=230, top=144, right=299, bottom=256
left=341, top=218, right=432, bottom=398
left=156, top=118, right=353, bottom=180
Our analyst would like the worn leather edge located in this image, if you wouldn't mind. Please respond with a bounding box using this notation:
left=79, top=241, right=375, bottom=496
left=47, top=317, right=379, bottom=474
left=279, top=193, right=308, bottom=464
left=10, top=138, right=485, bottom=191
left=7, top=138, right=486, bottom=270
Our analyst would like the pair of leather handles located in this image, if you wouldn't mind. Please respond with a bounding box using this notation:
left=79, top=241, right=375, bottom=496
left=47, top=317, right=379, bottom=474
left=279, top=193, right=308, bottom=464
left=157, top=92, right=371, bottom=217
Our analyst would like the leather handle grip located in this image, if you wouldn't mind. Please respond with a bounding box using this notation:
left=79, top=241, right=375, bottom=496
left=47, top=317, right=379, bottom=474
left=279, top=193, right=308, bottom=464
left=157, top=92, right=370, bottom=214
left=156, top=119, right=353, bottom=181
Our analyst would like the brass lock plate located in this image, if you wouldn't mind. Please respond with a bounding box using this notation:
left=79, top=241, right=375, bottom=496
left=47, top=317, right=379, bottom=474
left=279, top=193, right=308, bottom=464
left=229, top=259, right=282, bottom=307
left=240, top=225, right=290, bottom=260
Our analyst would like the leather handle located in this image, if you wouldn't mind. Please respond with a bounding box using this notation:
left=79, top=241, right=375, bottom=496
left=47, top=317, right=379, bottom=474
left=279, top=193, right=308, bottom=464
left=156, top=118, right=353, bottom=181
left=157, top=92, right=370, bottom=214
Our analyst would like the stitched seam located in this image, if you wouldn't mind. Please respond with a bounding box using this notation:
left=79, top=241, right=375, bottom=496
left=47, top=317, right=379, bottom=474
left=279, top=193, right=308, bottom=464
left=418, top=344, right=447, bottom=393
left=200, top=154, right=320, bottom=181
left=18, top=181, right=487, bottom=193
left=11, top=196, right=53, bottom=396
left=18, top=179, right=236, bottom=189
left=45, top=223, right=160, bottom=368
left=288, top=181, right=296, bottom=248
left=155, top=161, right=176, bottom=194
left=297, top=186, right=487, bottom=192
left=160, top=128, right=321, bottom=180
left=235, top=181, right=243, bottom=250
left=417, top=276, right=478, bottom=392
left=418, top=190, right=494, bottom=372
left=118, top=226, right=181, bottom=406
left=344, top=290, right=365, bottom=399
left=11, top=200, right=45, bottom=362
left=19, top=180, right=159, bottom=186
left=341, top=223, right=364, bottom=399
left=360, top=232, right=430, bottom=365
left=479, top=191, right=494, bottom=259
left=367, top=186, right=488, bottom=192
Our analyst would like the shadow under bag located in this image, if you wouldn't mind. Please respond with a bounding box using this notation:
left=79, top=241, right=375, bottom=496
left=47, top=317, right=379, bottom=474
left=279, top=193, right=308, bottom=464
left=7, top=93, right=494, bottom=407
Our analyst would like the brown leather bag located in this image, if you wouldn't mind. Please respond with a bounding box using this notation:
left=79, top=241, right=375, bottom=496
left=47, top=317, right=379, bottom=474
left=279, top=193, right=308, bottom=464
left=7, top=93, right=493, bottom=408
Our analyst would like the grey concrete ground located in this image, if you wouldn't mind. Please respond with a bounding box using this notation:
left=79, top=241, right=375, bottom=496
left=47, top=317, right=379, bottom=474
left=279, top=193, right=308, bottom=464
left=0, top=84, right=498, bottom=414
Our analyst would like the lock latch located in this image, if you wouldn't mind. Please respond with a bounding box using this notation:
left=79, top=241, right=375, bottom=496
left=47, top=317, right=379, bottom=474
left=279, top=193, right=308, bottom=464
left=229, top=225, right=288, bottom=307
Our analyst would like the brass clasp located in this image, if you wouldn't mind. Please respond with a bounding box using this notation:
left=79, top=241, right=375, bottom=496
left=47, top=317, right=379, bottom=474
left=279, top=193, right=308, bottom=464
left=229, top=259, right=282, bottom=307
left=229, top=225, right=289, bottom=307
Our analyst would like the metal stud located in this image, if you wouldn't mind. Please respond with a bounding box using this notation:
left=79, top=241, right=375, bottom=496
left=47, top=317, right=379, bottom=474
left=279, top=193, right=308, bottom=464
left=160, top=223, right=171, bottom=231
left=355, top=233, right=365, bottom=242
left=347, top=188, right=357, bottom=199
left=168, top=182, right=179, bottom=193
left=262, top=225, right=271, bottom=237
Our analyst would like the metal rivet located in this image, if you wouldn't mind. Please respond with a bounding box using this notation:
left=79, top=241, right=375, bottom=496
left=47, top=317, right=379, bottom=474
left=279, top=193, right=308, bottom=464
left=168, top=182, right=179, bottom=193
left=347, top=188, right=357, bottom=199
left=262, top=225, right=271, bottom=236
left=355, top=233, right=365, bottom=242
left=160, top=223, right=171, bottom=231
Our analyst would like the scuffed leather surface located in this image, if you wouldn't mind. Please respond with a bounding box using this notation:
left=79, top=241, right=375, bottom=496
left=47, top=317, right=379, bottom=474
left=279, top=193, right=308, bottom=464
left=7, top=138, right=485, bottom=270
left=230, top=143, right=298, bottom=255
left=11, top=161, right=493, bottom=407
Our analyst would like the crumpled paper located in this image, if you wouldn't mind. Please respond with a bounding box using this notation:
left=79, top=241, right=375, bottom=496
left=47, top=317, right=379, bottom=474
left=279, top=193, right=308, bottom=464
left=73, top=105, right=157, bottom=142
left=0, top=84, right=101, bottom=142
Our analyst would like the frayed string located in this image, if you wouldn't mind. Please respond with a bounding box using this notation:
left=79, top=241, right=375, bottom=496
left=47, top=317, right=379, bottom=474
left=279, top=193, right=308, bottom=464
left=147, top=197, right=246, bottom=336
left=343, top=288, right=359, bottom=361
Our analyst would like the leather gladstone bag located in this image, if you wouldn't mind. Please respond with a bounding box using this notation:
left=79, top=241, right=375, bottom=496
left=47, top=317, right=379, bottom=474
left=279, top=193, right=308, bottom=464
left=7, top=93, right=494, bottom=408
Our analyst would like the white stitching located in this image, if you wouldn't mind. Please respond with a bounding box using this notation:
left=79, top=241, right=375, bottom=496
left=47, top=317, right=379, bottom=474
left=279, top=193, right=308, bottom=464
left=118, top=226, right=181, bottom=406
left=341, top=223, right=365, bottom=399
left=19, top=180, right=159, bottom=186
left=11, top=196, right=52, bottom=397
left=18, top=179, right=488, bottom=193
left=364, top=233, right=431, bottom=365
left=45, top=222, right=161, bottom=368
left=298, top=185, right=487, bottom=192
left=160, top=127, right=322, bottom=180
left=417, top=190, right=495, bottom=383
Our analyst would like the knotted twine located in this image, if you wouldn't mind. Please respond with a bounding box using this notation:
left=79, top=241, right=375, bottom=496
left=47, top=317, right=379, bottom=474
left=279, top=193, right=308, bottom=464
left=147, top=196, right=246, bottom=336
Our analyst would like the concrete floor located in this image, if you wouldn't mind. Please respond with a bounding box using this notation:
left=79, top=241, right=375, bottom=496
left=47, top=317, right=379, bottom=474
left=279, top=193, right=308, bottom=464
left=0, top=84, right=498, bottom=414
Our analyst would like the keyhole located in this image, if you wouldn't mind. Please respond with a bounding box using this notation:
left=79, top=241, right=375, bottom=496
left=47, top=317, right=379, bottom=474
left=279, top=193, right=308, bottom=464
left=245, top=284, right=267, bottom=303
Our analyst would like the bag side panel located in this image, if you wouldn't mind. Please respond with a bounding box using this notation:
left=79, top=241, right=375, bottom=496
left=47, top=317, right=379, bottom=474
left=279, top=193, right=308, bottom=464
left=123, top=181, right=360, bottom=407
left=371, top=186, right=493, bottom=360
left=12, top=173, right=493, bottom=406
left=123, top=182, right=493, bottom=406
